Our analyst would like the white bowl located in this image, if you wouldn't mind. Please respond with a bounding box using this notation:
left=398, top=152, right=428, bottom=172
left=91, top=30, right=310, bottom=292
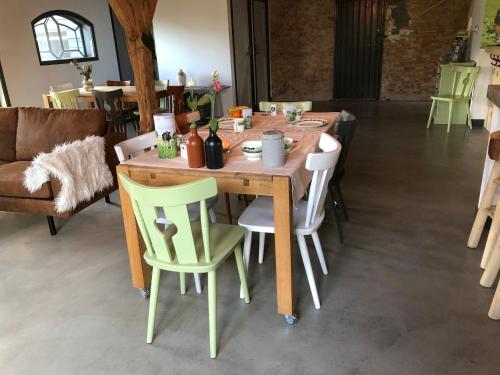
left=241, top=140, right=262, bottom=160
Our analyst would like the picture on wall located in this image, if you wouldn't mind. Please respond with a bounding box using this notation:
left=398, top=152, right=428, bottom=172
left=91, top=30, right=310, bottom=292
left=482, top=0, right=500, bottom=47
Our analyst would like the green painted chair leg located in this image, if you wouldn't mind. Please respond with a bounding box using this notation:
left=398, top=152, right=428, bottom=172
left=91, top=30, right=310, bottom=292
left=180, top=272, right=186, bottom=295
left=147, top=267, right=161, bottom=344
left=427, top=100, right=436, bottom=129
left=447, top=102, right=454, bottom=133
left=467, top=104, right=473, bottom=130
left=234, top=245, right=250, bottom=303
left=208, top=271, right=217, bottom=358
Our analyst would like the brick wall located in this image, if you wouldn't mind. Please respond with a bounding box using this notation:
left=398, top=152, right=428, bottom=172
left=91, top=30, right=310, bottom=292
left=380, top=0, right=472, bottom=100
left=268, top=0, right=471, bottom=101
left=268, top=0, right=335, bottom=101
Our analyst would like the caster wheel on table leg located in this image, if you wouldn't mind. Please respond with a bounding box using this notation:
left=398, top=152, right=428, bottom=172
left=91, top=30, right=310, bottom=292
left=139, top=288, right=150, bottom=299
left=284, top=314, right=297, bottom=325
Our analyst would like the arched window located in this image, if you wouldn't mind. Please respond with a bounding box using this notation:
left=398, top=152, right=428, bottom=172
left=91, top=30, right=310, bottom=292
left=32, top=10, right=98, bottom=65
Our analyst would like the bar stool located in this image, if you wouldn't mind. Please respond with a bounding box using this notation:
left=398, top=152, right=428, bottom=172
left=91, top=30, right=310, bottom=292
left=468, top=131, right=500, bottom=270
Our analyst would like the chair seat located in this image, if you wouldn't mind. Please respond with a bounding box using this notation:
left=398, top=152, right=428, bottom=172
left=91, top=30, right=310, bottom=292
left=144, top=222, right=246, bottom=273
left=430, top=95, right=471, bottom=102
left=156, top=195, right=218, bottom=225
left=238, top=196, right=324, bottom=235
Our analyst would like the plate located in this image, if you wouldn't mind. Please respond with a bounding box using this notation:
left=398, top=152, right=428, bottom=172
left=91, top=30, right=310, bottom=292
left=294, top=118, right=329, bottom=128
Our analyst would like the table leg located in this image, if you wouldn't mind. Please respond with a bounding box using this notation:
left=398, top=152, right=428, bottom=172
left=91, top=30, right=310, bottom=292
left=117, top=166, right=151, bottom=290
left=273, top=176, right=294, bottom=315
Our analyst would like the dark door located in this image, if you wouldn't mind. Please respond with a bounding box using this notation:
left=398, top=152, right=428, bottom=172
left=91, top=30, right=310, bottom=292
left=334, top=0, right=385, bottom=100
left=0, top=60, right=10, bottom=107
left=230, top=0, right=270, bottom=109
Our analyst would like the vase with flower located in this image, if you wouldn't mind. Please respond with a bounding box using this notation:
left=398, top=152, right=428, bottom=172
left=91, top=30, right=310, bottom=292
left=186, top=78, right=205, bottom=168
left=71, top=60, right=93, bottom=91
left=204, top=70, right=224, bottom=169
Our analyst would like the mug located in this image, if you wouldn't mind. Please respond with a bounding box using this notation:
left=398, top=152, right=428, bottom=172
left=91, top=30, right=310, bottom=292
left=233, top=118, right=245, bottom=133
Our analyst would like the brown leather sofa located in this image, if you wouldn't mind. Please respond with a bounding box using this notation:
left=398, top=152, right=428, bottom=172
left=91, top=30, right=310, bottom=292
left=0, top=107, right=126, bottom=235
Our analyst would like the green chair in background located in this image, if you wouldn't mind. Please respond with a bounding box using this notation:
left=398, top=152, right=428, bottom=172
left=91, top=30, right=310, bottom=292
left=50, top=89, right=81, bottom=109
left=118, top=174, right=250, bottom=359
left=259, top=100, right=313, bottom=112
left=427, top=66, right=479, bottom=133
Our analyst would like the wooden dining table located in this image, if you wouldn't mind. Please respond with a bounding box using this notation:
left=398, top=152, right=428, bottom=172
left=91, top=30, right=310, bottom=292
left=117, top=112, right=339, bottom=322
left=42, top=85, right=170, bottom=108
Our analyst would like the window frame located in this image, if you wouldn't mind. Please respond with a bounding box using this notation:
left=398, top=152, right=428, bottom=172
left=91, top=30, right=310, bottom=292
left=31, top=10, right=99, bottom=66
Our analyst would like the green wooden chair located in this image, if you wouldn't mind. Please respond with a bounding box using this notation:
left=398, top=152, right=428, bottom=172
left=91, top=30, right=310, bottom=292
left=259, top=100, right=313, bottom=112
left=118, top=174, right=250, bottom=359
left=50, top=88, right=81, bottom=109
left=427, top=66, right=479, bottom=132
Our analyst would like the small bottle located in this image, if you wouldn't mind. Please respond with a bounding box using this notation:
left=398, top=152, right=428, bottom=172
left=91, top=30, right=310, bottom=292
left=177, top=69, right=186, bottom=86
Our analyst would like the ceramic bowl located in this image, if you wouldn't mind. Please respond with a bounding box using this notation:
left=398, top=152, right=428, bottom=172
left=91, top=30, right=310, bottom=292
left=241, top=140, right=262, bottom=160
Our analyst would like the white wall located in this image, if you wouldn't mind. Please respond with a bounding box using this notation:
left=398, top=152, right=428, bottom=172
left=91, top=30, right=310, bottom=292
left=469, top=0, right=492, bottom=120
left=153, top=0, right=235, bottom=113
left=0, top=0, right=119, bottom=107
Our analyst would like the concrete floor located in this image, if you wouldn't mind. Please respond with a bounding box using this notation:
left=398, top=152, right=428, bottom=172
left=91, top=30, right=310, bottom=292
left=1, top=101, right=499, bottom=374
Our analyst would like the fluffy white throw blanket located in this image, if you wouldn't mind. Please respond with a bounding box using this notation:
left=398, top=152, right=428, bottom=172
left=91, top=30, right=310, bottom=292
left=24, top=136, right=113, bottom=213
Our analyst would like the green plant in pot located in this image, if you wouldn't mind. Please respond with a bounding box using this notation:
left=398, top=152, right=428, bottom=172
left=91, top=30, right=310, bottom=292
left=204, top=70, right=224, bottom=169
left=71, top=60, right=93, bottom=91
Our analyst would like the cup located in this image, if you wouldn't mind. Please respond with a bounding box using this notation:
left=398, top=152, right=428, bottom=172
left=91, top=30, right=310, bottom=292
left=270, top=104, right=277, bottom=117
left=233, top=118, right=245, bottom=133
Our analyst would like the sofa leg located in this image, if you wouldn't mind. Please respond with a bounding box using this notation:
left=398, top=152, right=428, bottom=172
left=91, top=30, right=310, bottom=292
left=105, top=195, right=111, bottom=204
left=47, top=216, right=57, bottom=236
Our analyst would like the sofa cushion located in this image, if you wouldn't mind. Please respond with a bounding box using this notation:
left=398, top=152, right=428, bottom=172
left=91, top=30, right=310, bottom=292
left=0, top=161, right=53, bottom=199
left=0, top=107, right=18, bottom=162
left=16, top=107, right=107, bottom=161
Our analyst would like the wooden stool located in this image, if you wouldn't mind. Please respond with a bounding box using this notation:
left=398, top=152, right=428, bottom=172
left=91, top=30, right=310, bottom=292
left=468, top=132, right=500, bottom=271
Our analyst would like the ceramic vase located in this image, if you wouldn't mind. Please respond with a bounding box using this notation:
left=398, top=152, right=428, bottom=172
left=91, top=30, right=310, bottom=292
left=204, top=128, right=223, bottom=169
left=186, top=127, right=205, bottom=168
left=82, top=79, right=94, bottom=91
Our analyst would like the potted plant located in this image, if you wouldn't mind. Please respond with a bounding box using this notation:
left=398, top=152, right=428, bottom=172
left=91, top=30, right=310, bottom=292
left=204, top=70, right=224, bottom=169
left=71, top=60, right=93, bottom=91
left=186, top=78, right=205, bottom=168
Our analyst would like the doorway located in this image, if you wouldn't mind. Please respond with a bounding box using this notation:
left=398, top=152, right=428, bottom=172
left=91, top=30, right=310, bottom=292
left=230, top=0, right=270, bottom=109
left=0, top=60, right=10, bottom=107
left=334, top=0, right=385, bottom=100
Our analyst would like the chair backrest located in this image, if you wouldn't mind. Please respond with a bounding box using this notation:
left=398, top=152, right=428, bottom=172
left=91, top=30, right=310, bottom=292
left=50, top=82, right=74, bottom=92
left=114, top=131, right=157, bottom=162
left=119, top=174, right=217, bottom=265
left=107, top=80, right=131, bottom=86
left=155, top=79, right=169, bottom=87
left=451, top=66, right=479, bottom=98
left=167, top=85, right=185, bottom=114
left=50, top=89, right=81, bottom=109
left=92, top=89, right=125, bottom=132
left=304, top=133, right=342, bottom=228
left=333, top=110, right=357, bottom=180
left=259, top=101, right=313, bottom=112
left=175, top=110, right=201, bottom=135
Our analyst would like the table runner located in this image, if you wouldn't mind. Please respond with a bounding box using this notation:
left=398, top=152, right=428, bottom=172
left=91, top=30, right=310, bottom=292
left=123, top=112, right=339, bottom=202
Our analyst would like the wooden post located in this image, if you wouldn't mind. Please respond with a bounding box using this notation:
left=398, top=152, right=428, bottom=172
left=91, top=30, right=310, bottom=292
left=108, top=0, right=158, bottom=133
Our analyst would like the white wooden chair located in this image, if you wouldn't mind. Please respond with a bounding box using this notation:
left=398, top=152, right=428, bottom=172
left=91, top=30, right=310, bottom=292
left=114, top=133, right=220, bottom=293
left=238, top=133, right=341, bottom=309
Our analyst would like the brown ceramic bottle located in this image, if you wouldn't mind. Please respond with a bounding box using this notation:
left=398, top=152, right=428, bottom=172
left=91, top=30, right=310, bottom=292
left=186, top=127, right=205, bottom=168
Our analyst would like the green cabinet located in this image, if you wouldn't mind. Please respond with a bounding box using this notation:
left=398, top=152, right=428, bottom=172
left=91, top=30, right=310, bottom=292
left=434, top=62, right=476, bottom=124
